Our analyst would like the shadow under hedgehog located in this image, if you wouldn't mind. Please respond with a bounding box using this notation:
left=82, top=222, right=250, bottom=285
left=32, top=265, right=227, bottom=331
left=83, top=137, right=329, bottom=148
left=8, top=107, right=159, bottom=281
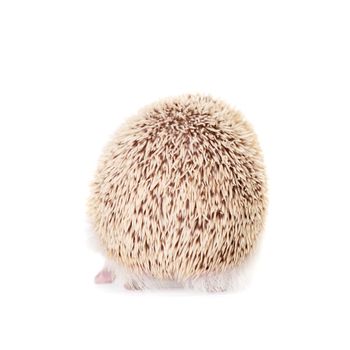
left=88, top=94, right=267, bottom=292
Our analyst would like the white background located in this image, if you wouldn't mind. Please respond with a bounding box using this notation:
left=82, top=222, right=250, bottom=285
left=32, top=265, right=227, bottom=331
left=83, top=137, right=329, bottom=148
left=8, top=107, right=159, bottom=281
left=0, top=1, right=349, bottom=349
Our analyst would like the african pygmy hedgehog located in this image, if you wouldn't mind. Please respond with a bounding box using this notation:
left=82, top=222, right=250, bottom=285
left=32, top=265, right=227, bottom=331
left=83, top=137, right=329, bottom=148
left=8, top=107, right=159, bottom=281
left=88, top=94, right=267, bottom=291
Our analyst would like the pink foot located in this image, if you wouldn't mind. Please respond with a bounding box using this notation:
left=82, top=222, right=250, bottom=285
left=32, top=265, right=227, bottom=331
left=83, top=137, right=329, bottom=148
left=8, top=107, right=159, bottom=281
left=94, top=268, right=116, bottom=284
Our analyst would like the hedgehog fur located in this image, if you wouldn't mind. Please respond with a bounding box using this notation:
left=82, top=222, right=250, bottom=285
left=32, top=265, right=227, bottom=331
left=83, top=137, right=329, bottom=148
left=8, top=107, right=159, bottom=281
left=88, top=94, right=267, bottom=290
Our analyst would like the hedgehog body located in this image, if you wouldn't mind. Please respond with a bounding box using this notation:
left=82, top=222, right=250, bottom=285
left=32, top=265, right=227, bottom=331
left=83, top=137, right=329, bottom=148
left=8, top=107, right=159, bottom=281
left=88, top=95, right=267, bottom=284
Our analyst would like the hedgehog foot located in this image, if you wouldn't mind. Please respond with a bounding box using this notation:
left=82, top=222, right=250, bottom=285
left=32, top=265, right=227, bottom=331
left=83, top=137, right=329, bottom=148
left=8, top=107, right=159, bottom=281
left=191, top=272, right=231, bottom=292
left=203, top=279, right=228, bottom=293
left=94, top=268, right=116, bottom=284
left=124, top=279, right=145, bottom=291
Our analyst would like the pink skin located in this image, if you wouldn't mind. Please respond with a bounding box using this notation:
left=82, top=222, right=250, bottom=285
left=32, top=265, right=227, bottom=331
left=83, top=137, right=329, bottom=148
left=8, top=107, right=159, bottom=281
left=94, top=268, right=116, bottom=284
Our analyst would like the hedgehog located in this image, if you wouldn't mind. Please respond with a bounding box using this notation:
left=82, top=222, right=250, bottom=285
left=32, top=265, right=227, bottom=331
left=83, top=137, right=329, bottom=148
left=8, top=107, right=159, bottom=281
left=88, top=94, right=267, bottom=292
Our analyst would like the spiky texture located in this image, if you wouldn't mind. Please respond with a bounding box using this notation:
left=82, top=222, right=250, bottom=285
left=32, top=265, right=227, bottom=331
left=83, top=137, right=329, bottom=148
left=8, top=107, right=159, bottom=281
left=88, top=94, right=267, bottom=281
